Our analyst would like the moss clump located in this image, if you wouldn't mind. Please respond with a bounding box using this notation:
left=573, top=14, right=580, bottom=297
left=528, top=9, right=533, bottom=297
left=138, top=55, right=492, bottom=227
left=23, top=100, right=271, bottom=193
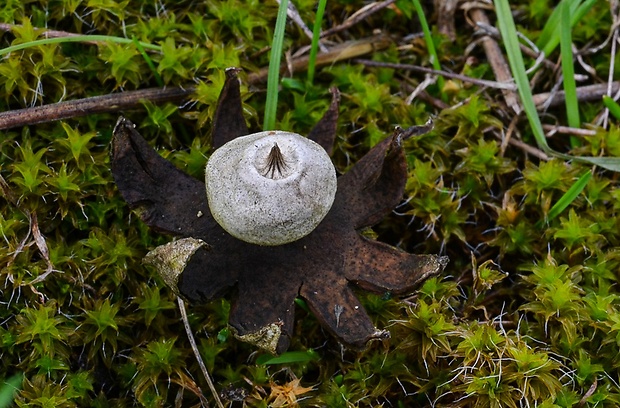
left=1, top=0, right=620, bottom=406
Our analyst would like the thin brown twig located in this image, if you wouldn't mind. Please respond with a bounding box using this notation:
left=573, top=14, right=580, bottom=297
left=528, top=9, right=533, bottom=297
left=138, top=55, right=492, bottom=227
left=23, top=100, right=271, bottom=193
left=494, top=131, right=550, bottom=161
left=469, top=20, right=557, bottom=71
left=0, top=86, right=195, bottom=130
left=434, top=0, right=458, bottom=40
left=542, top=124, right=597, bottom=137
left=320, top=0, right=397, bottom=38
left=354, top=59, right=517, bottom=90
left=0, top=22, right=101, bottom=45
left=603, top=1, right=620, bottom=128
left=247, top=35, right=391, bottom=83
left=532, top=81, right=620, bottom=108
left=500, top=114, right=519, bottom=157
left=276, top=0, right=328, bottom=52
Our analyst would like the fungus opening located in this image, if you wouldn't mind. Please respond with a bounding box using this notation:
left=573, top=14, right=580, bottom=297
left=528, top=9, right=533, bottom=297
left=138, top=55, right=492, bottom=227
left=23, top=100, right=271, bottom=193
left=262, top=143, right=288, bottom=179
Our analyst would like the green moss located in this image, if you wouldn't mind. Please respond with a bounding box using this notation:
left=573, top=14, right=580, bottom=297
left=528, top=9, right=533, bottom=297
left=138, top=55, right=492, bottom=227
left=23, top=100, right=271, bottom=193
left=2, top=0, right=620, bottom=406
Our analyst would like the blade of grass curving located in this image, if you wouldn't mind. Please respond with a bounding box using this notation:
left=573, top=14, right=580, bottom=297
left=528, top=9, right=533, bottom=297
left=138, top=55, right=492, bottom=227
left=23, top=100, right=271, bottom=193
left=536, top=0, right=597, bottom=60
left=603, top=96, right=620, bottom=120
left=494, top=0, right=550, bottom=153
left=494, top=0, right=620, bottom=172
left=535, top=0, right=580, bottom=58
left=536, top=170, right=592, bottom=228
left=0, top=34, right=161, bottom=56
left=307, top=0, right=328, bottom=84
left=559, top=0, right=580, bottom=146
left=412, top=0, right=444, bottom=93
left=133, top=36, right=163, bottom=87
left=264, top=0, right=289, bottom=131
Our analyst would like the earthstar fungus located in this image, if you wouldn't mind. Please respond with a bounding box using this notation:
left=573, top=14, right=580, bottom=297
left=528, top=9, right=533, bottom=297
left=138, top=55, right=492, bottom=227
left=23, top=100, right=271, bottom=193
left=205, top=130, right=337, bottom=246
left=111, top=69, right=448, bottom=354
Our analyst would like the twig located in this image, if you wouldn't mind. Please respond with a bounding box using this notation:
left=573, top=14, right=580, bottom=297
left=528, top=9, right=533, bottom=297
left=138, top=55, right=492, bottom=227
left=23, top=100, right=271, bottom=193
left=0, top=22, right=99, bottom=44
left=178, top=297, right=225, bottom=408
left=603, top=1, right=620, bottom=128
left=434, top=0, right=458, bottom=40
left=0, top=86, right=195, bottom=130
left=532, top=81, right=620, bottom=108
left=248, top=35, right=391, bottom=83
left=276, top=0, right=328, bottom=52
left=468, top=8, right=521, bottom=113
left=470, top=20, right=556, bottom=71
left=320, top=0, right=397, bottom=38
left=494, top=131, right=550, bottom=161
left=542, top=124, right=597, bottom=137
left=354, top=59, right=517, bottom=90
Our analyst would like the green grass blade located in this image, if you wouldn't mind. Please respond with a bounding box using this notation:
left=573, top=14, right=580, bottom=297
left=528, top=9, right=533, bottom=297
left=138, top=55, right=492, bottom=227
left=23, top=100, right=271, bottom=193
left=537, top=170, right=592, bottom=227
left=559, top=0, right=580, bottom=142
left=307, top=0, right=328, bottom=84
left=536, top=0, right=597, bottom=59
left=535, top=0, right=580, bottom=57
left=494, top=0, right=620, bottom=172
left=264, top=0, right=289, bottom=131
left=132, top=36, right=164, bottom=87
left=603, top=96, right=620, bottom=120
left=256, top=350, right=319, bottom=365
left=0, top=35, right=161, bottom=56
left=494, top=0, right=550, bottom=153
left=0, top=373, right=22, bottom=408
left=412, top=0, right=444, bottom=93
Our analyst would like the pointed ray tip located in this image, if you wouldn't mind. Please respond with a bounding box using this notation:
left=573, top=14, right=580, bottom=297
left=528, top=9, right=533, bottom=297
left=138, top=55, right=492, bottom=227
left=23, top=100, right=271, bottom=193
left=329, top=87, right=341, bottom=102
left=362, top=329, right=390, bottom=348
left=397, top=117, right=435, bottom=140
left=225, top=67, right=242, bottom=78
left=438, top=255, right=450, bottom=269
left=113, top=116, right=135, bottom=135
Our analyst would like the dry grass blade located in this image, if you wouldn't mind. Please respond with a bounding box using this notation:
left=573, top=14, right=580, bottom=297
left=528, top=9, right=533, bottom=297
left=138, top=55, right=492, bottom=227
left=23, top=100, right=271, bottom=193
left=178, top=298, right=225, bottom=408
left=468, top=7, right=520, bottom=113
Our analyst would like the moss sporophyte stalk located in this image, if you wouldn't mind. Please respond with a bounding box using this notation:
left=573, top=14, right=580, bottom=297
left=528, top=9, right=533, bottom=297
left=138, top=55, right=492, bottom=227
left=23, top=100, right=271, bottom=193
left=111, top=69, right=448, bottom=354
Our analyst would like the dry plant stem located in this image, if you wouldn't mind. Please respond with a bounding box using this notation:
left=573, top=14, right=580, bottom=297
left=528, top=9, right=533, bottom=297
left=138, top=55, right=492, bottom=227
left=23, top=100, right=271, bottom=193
left=248, top=35, right=391, bottom=83
left=0, top=86, right=195, bottom=130
left=472, top=21, right=556, bottom=71
left=276, top=0, right=328, bottom=52
left=320, top=0, right=397, bottom=38
left=603, top=3, right=620, bottom=128
left=494, top=131, right=549, bottom=161
left=177, top=297, right=225, bottom=408
left=402, top=80, right=450, bottom=110
left=469, top=8, right=521, bottom=113
left=434, top=0, right=458, bottom=40
left=532, top=81, right=620, bottom=108
left=500, top=114, right=520, bottom=157
left=542, top=124, right=596, bottom=136
left=0, top=22, right=100, bottom=44
left=355, top=59, right=516, bottom=90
